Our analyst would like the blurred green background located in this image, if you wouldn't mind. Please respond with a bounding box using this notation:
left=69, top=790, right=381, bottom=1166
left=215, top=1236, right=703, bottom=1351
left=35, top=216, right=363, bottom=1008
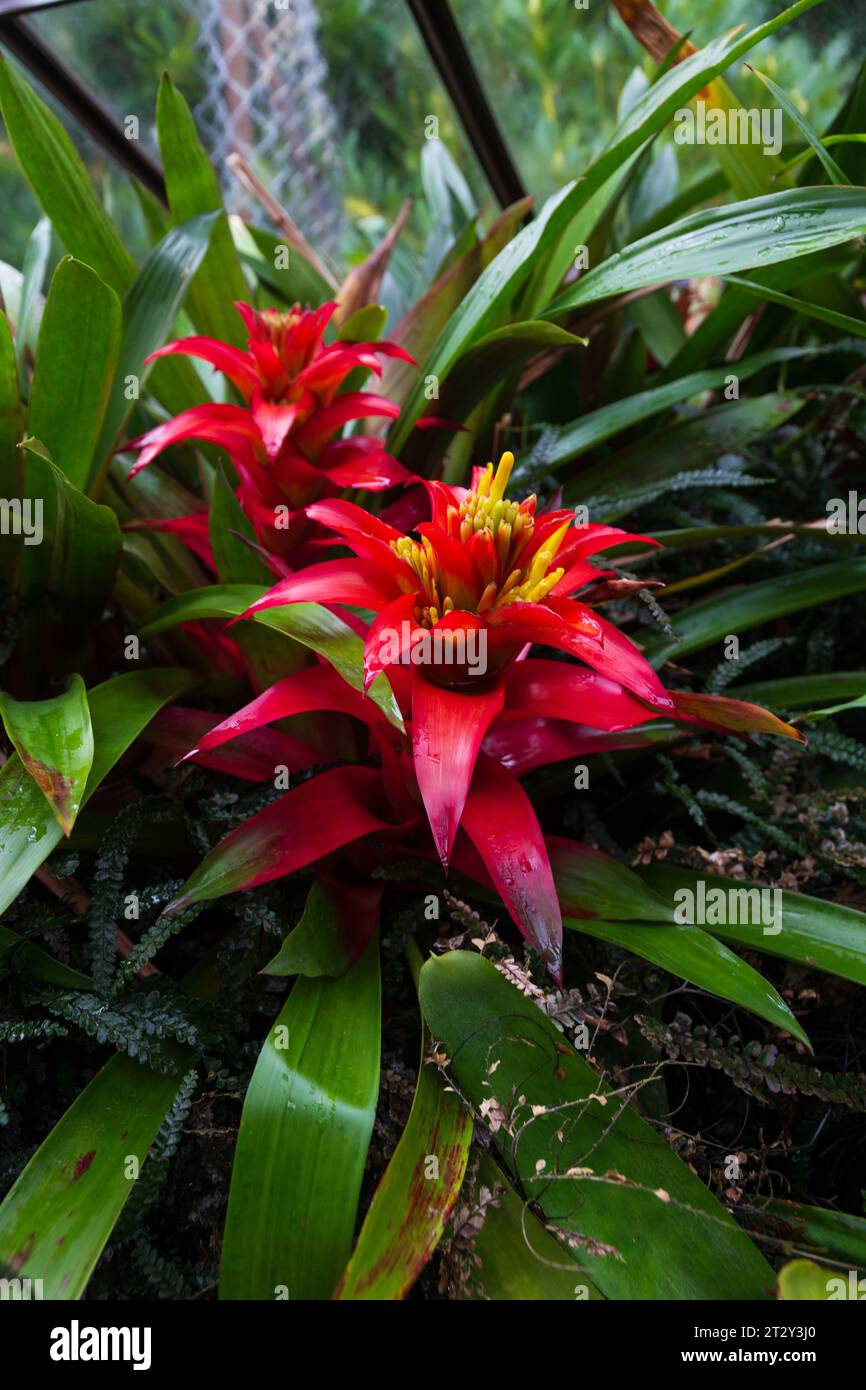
left=1, top=0, right=864, bottom=273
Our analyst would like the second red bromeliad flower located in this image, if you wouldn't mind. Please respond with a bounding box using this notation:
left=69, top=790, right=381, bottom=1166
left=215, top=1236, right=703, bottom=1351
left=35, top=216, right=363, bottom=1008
left=128, top=300, right=415, bottom=553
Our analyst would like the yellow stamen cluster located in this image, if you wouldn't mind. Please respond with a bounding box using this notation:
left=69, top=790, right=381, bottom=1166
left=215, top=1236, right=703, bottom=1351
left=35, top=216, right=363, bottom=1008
left=392, top=451, right=572, bottom=627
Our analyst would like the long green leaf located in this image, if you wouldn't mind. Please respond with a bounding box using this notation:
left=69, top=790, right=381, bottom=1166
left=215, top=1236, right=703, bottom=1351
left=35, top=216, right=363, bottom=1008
left=17, top=441, right=120, bottom=681
left=566, top=918, right=808, bottom=1044
left=91, top=212, right=219, bottom=488
left=156, top=74, right=248, bottom=346
left=0, top=668, right=191, bottom=916
left=641, top=561, right=866, bottom=667
left=639, top=864, right=866, bottom=988
left=219, top=930, right=381, bottom=1299
left=545, top=348, right=811, bottom=472
left=28, top=257, right=121, bottom=489
left=544, top=187, right=866, bottom=318
left=0, top=58, right=136, bottom=294
left=419, top=951, right=774, bottom=1299
left=0, top=1052, right=188, bottom=1296
left=334, top=942, right=472, bottom=1300
left=469, top=1151, right=605, bottom=1300
left=0, top=674, right=93, bottom=836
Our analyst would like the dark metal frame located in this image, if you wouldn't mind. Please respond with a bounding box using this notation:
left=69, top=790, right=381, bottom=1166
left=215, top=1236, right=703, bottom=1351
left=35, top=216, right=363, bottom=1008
left=0, top=10, right=167, bottom=200
left=0, top=0, right=526, bottom=215
left=404, top=0, right=527, bottom=208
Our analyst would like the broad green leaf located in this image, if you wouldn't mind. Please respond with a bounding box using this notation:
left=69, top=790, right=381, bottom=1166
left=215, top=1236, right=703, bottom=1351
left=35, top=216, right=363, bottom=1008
left=17, top=441, right=121, bottom=681
left=0, top=674, right=93, bottom=835
left=549, top=839, right=672, bottom=922
left=28, top=257, right=121, bottom=489
left=722, top=273, right=866, bottom=337
left=91, top=212, right=219, bottom=490
left=777, top=1259, right=836, bottom=1300
left=402, top=321, right=586, bottom=474
left=759, top=1199, right=866, bottom=1271
left=0, top=311, right=22, bottom=587
left=220, top=931, right=381, bottom=1299
left=641, top=561, right=866, bottom=667
left=0, top=923, right=91, bottom=989
left=733, top=672, right=866, bottom=708
left=334, top=940, right=472, bottom=1300
left=379, top=196, right=531, bottom=410
left=0, top=1052, right=188, bottom=1296
left=749, top=67, right=848, bottom=184
left=140, top=585, right=405, bottom=731
left=470, top=1151, right=604, bottom=1300
left=15, top=216, right=51, bottom=378
left=639, top=864, right=866, bottom=989
left=0, top=668, right=191, bottom=916
left=263, top=877, right=380, bottom=979
left=156, top=74, right=248, bottom=346
left=565, top=919, right=808, bottom=1045
left=544, top=187, right=866, bottom=319
left=419, top=951, right=774, bottom=1299
left=235, top=221, right=334, bottom=308
left=544, top=348, right=811, bottom=472
left=0, top=58, right=136, bottom=294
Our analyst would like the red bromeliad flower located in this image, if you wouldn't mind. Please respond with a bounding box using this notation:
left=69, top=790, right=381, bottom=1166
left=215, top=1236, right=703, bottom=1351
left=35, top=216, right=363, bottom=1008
left=127, top=300, right=416, bottom=554
left=163, top=451, right=803, bottom=982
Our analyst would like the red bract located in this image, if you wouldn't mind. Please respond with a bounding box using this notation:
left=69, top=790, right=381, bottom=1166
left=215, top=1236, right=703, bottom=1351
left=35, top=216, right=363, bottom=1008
left=127, top=300, right=416, bottom=553
left=166, top=452, right=803, bottom=983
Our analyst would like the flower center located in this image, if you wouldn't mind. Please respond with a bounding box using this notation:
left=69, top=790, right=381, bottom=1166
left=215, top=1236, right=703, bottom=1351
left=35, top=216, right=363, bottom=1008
left=392, top=452, right=572, bottom=628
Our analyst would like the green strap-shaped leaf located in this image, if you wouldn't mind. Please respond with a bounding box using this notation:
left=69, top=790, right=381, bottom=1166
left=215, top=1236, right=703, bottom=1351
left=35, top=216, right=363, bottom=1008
left=156, top=74, right=249, bottom=346
left=0, top=310, right=22, bottom=588
left=544, top=347, right=812, bottom=473
left=470, top=1151, right=605, bottom=1300
left=141, top=584, right=405, bottom=731
left=0, top=668, right=191, bottom=916
left=0, top=57, right=136, bottom=295
left=639, top=864, right=866, bottom=989
left=749, top=66, right=849, bottom=185
left=420, top=951, right=775, bottom=1300
left=544, top=187, right=866, bottom=318
left=28, top=257, right=121, bottom=489
left=91, top=212, right=219, bottom=490
left=641, top=560, right=866, bottom=667
left=565, top=919, right=808, bottom=1045
left=220, top=928, right=381, bottom=1300
left=0, top=1051, right=189, bottom=1296
left=0, top=673, right=93, bottom=836
left=17, top=440, right=120, bottom=682
left=0, top=923, right=91, bottom=989
left=15, top=216, right=51, bottom=378
left=334, top=942, right=472, bottom=1300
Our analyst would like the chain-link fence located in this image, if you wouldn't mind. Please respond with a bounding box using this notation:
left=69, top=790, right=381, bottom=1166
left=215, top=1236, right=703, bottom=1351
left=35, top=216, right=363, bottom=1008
left=185, top=0, right=343, bottom=251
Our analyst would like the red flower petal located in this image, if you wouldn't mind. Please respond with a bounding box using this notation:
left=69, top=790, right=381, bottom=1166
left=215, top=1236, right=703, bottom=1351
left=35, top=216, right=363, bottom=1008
left=146, top=706, right=320, bottom=780
left=180, top=664, right=383, bottom=763
left=145, top=337, right=260, bottom=398
left=411, top=671, right=506, bottom=870
left=164, top=765, right=399, bottom=911
left=459, top=754, right=563, bottom=982
left=237, top=558, right=402, bottom=621
left=504, top=659, right=654, bottom=730
left=128, top=404, right=261, bottom=474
